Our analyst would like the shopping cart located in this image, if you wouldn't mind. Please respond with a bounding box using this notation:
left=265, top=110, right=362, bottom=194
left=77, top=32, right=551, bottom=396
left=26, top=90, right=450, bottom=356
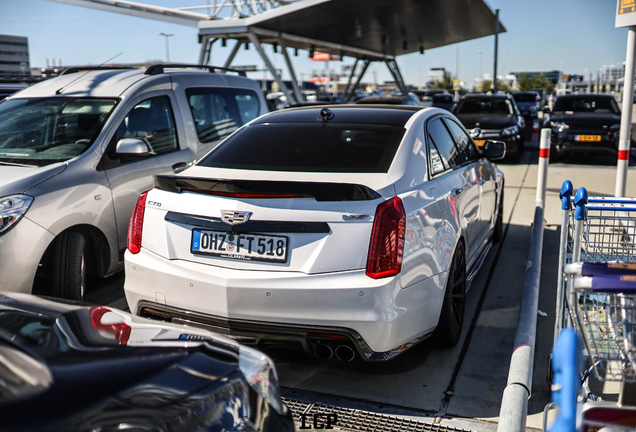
left=545, top=180, right=636, bottom=431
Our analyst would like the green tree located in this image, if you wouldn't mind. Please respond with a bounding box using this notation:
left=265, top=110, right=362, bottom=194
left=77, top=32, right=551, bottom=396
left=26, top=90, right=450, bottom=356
left=518, top=73, right=531, bottom=91
left=497, top=80, right=511, bottom=92
left=430, top=74, right=454, bottom=90
left=528, top=74, right=554, bottom=94
left=481, top=79, right=493, bottom=92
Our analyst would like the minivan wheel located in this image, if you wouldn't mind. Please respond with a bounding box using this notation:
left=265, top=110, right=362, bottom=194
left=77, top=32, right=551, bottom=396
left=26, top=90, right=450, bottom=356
left=434, top=242, right=466, bottom=347
left=51, top=232, right=86, bottom=301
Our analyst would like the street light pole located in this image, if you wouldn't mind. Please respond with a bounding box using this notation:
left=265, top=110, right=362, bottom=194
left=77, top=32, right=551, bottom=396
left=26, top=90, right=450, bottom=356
left=158, top=32, right=174, bottom=63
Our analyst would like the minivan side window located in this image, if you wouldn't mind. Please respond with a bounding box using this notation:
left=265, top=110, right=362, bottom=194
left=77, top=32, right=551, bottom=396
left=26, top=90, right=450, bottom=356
left=427, top=117, right=462, bottom=175
left=444, top=118, right=479, bottom=163
left=111, top=96, right=179, bottom=155
left=186, top=88, right=261, bottom=143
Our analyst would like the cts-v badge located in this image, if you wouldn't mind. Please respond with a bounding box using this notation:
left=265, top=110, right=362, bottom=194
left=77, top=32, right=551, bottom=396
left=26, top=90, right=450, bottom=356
left=221, top=210, right=252, bottom=225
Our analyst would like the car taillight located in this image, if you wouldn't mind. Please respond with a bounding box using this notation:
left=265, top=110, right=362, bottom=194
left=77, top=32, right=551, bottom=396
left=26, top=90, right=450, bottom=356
left=366, top=196, right=406, bottom=279
left=89, top=306, right=131, bottom=345
left=127, top=190, right=148, bottom=255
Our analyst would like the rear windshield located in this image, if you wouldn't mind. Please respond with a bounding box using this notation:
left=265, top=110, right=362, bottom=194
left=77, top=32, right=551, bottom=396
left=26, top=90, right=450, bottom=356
left=513, top=93, right=538, bottom=103
left=455, top=98, right=513, bottom=116
left=198, top=123, right=405, bottom=173
left=552, top=96, right=620, bottom=114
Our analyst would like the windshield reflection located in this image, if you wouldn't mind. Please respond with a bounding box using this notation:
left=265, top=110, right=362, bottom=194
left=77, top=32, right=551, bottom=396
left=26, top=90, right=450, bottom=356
left=0, top=97, right=118, bottom=167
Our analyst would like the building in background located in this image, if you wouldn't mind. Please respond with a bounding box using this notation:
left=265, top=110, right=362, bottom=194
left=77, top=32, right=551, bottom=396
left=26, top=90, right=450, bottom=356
left=0, top=35, right=30, bottom=78
left=427, top=67, right=451, bottom=86
left=510, top=70, right=562, bottom=85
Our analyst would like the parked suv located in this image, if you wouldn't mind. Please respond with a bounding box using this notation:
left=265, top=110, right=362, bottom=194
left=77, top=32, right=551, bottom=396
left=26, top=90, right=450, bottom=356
left=0, top=64, right=267, bottom=300
left=453, top=93, right=525, bottom=162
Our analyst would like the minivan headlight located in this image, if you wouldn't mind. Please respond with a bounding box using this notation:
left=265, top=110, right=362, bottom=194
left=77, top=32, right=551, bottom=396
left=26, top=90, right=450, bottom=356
left=0, top=195, right=33, bottom=235
left=238, top=345, right=287, bottom=415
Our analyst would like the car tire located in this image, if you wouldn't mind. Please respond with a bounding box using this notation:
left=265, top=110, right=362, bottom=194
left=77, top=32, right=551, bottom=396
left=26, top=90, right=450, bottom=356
left=51, top=232, right=86, bottom=301
left=493, top=187, right=504, bottom=243
left=434, top=242, right=466, bottom=347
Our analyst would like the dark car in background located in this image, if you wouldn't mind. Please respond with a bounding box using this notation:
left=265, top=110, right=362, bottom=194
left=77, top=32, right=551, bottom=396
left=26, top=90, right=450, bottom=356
left=453, top=93, right=525, bottom=162
left=412, top=89, right=446, bottom=103
left=529, top=88, right=548, bottom=108
left=431, top=93, right=454, bottom=111
left=0, top=293, right=294, bottom=432
left=356, top=95, right=421, bottom=106
left=548, top=93, right=621, bottom=161
left=511, top=91, right=541, bottom=120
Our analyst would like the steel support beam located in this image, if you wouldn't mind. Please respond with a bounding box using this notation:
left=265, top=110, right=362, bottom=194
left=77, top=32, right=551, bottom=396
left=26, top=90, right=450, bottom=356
left=247, top=32, right=296, bottom=103
left=341, top=58, right=359, bottom=103
left=341, top=59, right=370, bottom=104
left=199, top=35, right=211, bottom=65
left=386, top=60, right=408, bottom=96
left=224, top=39, right=242, bottom=68
left=280, top=42, right=304, bottom=103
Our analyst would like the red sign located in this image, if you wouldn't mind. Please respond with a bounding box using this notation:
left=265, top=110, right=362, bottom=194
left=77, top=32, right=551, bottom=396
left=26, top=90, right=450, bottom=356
left=311, top=52, right=331, bottom=61
left=309, top=77, right=330, bottom=83
left=311, top=52, right=341, bottom=62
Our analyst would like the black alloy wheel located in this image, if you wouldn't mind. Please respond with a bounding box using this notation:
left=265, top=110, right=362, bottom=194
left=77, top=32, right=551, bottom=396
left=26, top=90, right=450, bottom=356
left=51, top=232, right=86, bottom=301
left=434, top=242, right=466, bottom=347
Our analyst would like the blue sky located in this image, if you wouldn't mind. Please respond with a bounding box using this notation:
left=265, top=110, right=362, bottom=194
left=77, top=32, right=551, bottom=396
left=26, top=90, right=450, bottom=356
left=0, top=0, right=630, bottom=87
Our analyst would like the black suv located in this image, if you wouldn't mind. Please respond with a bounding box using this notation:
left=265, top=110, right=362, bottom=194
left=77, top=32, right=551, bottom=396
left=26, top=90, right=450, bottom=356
left=512, top=91, right=541, bottom=120
left=548, top=93, right=621, bottom=161
left=453, top=93, right=525, bottom=162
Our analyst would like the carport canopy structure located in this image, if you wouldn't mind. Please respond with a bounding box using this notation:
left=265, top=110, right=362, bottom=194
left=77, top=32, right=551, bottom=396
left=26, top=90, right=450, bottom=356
left=50, top=0, right=506, bottom=103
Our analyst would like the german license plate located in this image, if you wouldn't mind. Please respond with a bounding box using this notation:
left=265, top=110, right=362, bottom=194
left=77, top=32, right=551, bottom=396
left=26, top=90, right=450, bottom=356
left=474, top=139, right=486, bottom=148
left=575, top=135, right=601, bottom=142
left=191, top=229, right=288, bottom=263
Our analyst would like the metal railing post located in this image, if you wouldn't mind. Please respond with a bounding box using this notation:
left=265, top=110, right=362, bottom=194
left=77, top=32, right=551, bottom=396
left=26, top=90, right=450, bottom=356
left=554, top=180, right=573, bottom=346
left=536, top=128, right=551, bottom=207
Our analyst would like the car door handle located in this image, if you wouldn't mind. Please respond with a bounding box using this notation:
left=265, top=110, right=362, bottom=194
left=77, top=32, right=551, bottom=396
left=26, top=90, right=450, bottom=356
left=172, top=162, right=187, bottom=172
left=453, top=188, right=463, bottom=196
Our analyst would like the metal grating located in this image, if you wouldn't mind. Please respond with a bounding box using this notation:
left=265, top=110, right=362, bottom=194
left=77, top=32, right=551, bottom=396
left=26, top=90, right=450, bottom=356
left=283, top=398, right=477, bottom=432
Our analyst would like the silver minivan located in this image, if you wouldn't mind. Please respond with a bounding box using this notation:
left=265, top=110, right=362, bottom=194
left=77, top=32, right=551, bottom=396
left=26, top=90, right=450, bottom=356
left=0, top=64, right=267, bottom=300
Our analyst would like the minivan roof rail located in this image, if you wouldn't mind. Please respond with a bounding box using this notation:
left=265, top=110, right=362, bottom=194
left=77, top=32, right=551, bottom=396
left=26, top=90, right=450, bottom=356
left=60, top=66, right=137, bottom=76
left=144, top=64, right=247, bottom=77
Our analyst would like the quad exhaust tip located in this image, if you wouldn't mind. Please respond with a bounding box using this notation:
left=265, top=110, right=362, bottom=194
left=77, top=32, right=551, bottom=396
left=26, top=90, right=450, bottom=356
left=335, top=345, right=356, bottom=362
left=314, top=343, right=334, bottom=360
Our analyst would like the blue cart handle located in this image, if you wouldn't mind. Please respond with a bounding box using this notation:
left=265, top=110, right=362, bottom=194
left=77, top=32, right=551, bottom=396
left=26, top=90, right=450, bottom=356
left=573, top=187, right=588, bottom=221
left=559, top=180, right=573, bottom=210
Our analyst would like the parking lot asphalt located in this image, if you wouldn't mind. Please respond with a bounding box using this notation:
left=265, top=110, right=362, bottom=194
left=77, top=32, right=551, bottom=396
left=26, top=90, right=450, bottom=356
left=90, top=143, right=636, bottom=431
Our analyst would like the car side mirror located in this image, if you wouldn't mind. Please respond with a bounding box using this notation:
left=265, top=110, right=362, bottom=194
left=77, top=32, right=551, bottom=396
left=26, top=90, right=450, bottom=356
left=111, top=138, right=150, bottom=159
left=483, top=140, right=506, bottom=160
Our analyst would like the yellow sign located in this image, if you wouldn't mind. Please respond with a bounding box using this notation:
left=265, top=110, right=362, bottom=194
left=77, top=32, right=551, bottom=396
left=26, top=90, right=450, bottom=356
left=617, top=0, right=636, bottom=26
left=271, top=81, right=279, bottom=92
left=619, top=0, right=635, bottom=15
left=453, top=79, right=461, bottom=91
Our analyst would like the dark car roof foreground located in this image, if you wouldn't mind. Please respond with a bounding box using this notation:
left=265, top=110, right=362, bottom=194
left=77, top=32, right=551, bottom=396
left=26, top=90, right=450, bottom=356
left=0, top=293, right=293, bottom=431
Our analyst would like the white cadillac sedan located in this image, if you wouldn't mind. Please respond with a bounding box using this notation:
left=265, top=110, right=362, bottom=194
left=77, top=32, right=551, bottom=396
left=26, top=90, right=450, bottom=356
left=124, top=105, right=505, bottom=362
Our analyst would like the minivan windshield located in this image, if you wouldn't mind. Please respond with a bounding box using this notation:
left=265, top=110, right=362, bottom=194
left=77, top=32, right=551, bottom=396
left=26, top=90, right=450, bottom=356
left=198, top=123, right=405, bottom=173
left=0, top=97, right=118, bottom=167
